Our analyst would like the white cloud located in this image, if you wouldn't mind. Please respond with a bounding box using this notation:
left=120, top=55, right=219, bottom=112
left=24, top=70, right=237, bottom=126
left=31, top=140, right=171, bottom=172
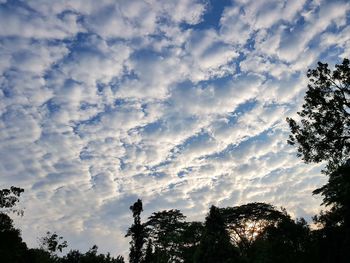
left=0, top=0, right=348, bottom=257
left=0, top=4, right=83, bottom=39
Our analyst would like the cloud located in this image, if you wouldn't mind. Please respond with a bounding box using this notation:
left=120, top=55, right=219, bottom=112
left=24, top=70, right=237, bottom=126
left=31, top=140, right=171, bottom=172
left=0, top=0, right=349, bottom=257
left=0, top=2, right=83, bottom=39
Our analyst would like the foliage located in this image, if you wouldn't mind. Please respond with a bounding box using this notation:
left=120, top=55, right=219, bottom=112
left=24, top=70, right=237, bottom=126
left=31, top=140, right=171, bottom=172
left=0, top=213, right=27, bottom=263
left=145, top=209, right=186, bottom=262
left=313, top=161, right=350, bottom=227
left=194, top=205, right=240, bottom=263
left=0, top=187, right=27, bottom=262
left=0, top=186, right=24, bottom=215
left=249, top=217, right=312, bottom=263
left=180, top=221, right=204, bottom=263
left=221, top=202, right=289, bottom=254
left=39, top=231, right=68, bottom=254
left=61, top=245, right=125, bottom=263
left=126, top=199, right=147, bottom=263
left=286, top=58, right=350, bottom=171
left=0, top=187, right=125, bottom=263
left=287, top=58, right=350, bottom=263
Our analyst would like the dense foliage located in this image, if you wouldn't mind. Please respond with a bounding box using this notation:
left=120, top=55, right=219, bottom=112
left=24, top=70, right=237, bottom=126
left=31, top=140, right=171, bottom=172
left=1, top=59, right=349, bottom=262
left=286, top=58, right=350, bottom=171
left=287, top=58, right=350, bottom=262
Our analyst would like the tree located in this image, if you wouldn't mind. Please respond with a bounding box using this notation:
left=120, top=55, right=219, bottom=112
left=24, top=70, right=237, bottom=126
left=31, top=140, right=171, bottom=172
left=0, top=213, right=27, bottom=263
left=0, top=186, right=24, bottom=215
left=25, top=248, right=53, bottom=263
left=221, top=202, right=289, bottom=255
left=126, top=199, right=147, bottom=263
left=249, top=217, right=312, bottom=263
left=39, top=231, right=68, bottom=255
left=143, top=239, right=153, bottom=263
left=0, top=187, right=26, bottom=262
left=145, top=209, right=186, bottom=262
left=61, top=245, right=125, bottom=263
left=287, top=58, right=350, bottom=262
left=313, top=161, right=350, bottom=227
left=194, top=206, right=240, bottom=263
left=286, top=58, right=350, bottom=171
left=180, top=221, right=204, bottom=263
left=310, top=161, right=350, bottom=263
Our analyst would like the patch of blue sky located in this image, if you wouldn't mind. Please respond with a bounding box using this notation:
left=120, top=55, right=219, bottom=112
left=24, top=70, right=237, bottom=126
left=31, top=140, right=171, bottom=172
left=130, top=47, right=163, bottom=61
left=232, top=99, right=258, bottom=116
left=0, top=82, right=13, bottom=99
left=260, top=167, right=292, bottom=185
left=196, top=74, right=235, bottom=87
left=181, top=0, right=232, bottom=30
left=317, top=45, right=345, bottom=67
left=203, top=127, right=277, bottom=162
left=171, top=130, right=214, bottom=154
left=72, top=111, right=105, bottom=137
left=0, top=0, right=33, bottom=16
left=113, top=98, right=129, bottom=107
left=43, top=98, right=61, bottom=114
left=68, top=43, right=104, bottom=59
left=147, top=171, right=167, bottom=179
left=131, top=172, right=166, bottom=182
left=109, top=69, right=139, bottom=92
left=79, top=149, right=94, bottom=161
left=177, top=167, right=194, bottom=179
left=140, top=118, right=163, bottom=134
left=144, top=159, right=173, bottom=174
left=56, top=9, right=82, bottom=21
left=118, top=158, right=127, bottom=171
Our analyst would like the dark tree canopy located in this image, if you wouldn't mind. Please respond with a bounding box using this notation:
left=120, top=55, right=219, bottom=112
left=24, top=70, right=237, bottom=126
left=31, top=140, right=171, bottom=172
left=221, top=202, right=289, bottom=254
left=126, top=199, right=147, bottom=263
left=194, top=206, right=240, bottom=263
left=0, top=213, right=27, bottom=263
left=61, top=245, right=125, bottom=263
left=287, top=58, right=350, bottom=171
left=287, top=58, right=350, bottom=263
left=313, top=161, right=350, bottom=228
left=0, top=187, right=26, bottom=262
left=145, top=209, right=186, bottom=262
left=0, top=186, right=24, bottom=215
left=250, top=217, right=312, bottom=263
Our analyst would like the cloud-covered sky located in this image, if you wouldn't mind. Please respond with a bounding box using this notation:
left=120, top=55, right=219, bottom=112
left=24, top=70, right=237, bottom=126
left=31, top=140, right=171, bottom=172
left=1, top=0, right=349, bottom=257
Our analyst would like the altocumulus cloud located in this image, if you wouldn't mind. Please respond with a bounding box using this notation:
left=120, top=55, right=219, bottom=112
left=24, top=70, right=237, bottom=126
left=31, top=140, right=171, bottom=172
left=0, top=0, right=349, bottom=257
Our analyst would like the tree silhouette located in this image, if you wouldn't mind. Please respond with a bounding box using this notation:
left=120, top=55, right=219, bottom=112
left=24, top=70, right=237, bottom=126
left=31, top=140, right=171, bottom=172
left=145, top=209, right=186, bottom=262
left=180, top=221, right=204, bottom=263
left=0, top=186, right=126, bottom=263
left=221, top=202, right=288, bottom=255
left=287, top=58, right=350, bottom=263
left=0, top=213, right=27, bottom=263
left=126, top=199, right=147, bottom=263
left=39, top=231, right=68, bottom=254
left=61, top=245, right=125, bottom=263
left=250, top=217, right=312, bottom=263
left=143, top=239, right=153, bottom=263
left=287, top=58, right=350, bottom=171
left=194, top=205, right=240, bottom=263
left=0, top=187, right=26, bottom=262
left=0, top=186, right=24, bottom=215
left=311, top=162, right=350, bottom=263
left=313, top=161, right=350, bottom=227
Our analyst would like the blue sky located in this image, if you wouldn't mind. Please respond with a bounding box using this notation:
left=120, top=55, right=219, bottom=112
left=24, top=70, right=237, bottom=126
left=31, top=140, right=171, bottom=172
left=1, top=0, right=350, bottom=257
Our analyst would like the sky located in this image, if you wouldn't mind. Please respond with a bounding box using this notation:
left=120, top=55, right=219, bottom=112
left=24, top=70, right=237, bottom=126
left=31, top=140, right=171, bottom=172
left=0, top=0, right=350, bottom=257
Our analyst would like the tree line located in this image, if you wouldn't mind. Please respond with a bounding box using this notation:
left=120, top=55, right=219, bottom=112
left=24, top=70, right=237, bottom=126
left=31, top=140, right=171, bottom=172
left=1, top=59, right=349, bottom=262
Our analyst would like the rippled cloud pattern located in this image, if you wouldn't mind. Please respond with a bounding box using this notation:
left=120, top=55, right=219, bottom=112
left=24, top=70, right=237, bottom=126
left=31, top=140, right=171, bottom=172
left=0, top=0, right=349, bottom=256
